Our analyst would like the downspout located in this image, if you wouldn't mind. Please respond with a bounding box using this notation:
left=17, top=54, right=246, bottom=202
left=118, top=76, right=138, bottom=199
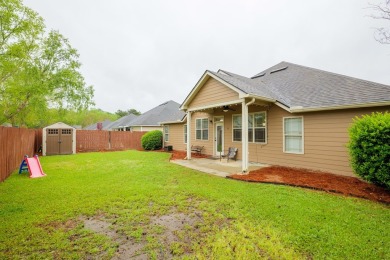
left=246, top=98, right=256, bottom=107
left=242, top=98, right=255, bottom=173
left=186, top=111, right=192, bottom=160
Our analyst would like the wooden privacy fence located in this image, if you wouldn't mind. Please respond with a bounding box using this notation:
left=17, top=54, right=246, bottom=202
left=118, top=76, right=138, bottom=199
left=76, top=130, right=147, bottom=152
left=0, top=128, right=146, bottom=182
left=0, top=127, right=42, bottom=182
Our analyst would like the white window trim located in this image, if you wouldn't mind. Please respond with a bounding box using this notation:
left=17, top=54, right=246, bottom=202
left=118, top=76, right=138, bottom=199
left=164, top=125, right=169, bottom=142
left=232, top=112, right=267, bottom=144
left=283, top=116, right=304, bottom=154
left=195, top=118, right=209, bottom=141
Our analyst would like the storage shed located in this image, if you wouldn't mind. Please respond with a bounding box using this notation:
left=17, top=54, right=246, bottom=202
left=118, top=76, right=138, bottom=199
left=43, top=122, right=76, bottom=156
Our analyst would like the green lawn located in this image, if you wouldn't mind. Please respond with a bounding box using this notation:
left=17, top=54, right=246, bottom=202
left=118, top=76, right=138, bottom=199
left=0, top=151, right=389, bottom=259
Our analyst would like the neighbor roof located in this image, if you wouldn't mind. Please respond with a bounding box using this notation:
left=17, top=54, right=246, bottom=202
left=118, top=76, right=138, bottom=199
left=182, top=61, right=390, bottom=112
left=109, top=114, right=139, bottom=129
left=84, top=119, right=113, bottom=130
left=126, top=100, right=185, bottom=126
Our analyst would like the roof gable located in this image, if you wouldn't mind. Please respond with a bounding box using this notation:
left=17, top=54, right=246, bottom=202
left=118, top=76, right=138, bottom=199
left=187, top=77, right=240, bottom=108
left=180, top=71, right=247, bottom=110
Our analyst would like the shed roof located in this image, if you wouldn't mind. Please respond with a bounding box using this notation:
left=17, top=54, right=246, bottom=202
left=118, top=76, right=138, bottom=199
left=43, top=122, right=75, bottom=129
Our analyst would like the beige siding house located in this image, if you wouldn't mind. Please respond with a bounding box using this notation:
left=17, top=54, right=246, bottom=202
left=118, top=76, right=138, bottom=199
left=162, top=61, right=390, bottom=177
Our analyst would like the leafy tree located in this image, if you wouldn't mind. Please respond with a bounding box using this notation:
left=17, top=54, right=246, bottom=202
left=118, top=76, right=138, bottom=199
left=0, top=0, right=94, bottom=127
left=115, top=110, right=128, bottom=117
left=63, top=108, right=118, bottom=128
left=369, top=0, right=390, bottom=44
left=128, top=108, right=141, bottom=116
left=115, top=108, right=141, bottom=117
left=20, top=108, right=118, bottom=128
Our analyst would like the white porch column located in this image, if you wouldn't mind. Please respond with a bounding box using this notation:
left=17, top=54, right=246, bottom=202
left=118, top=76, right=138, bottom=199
left=241, top=100, right=248, bottom=173
left=186, top=111, right=192, bottom=160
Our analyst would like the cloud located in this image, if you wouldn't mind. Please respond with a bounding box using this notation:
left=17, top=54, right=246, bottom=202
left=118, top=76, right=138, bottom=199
left=24, top=0, right=390, bottom=113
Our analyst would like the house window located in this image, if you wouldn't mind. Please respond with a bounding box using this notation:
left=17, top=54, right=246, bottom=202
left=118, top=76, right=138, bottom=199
left=184, top=124, right=187, bottom=144
left=164, top=125, right=169, bottom=142
left=232, top=112, right=266, bottom=143
left=233, top=115, right=242, bottom=142
left=195, top=118, right=208, bottom=140
left=283, top=117, right=304, bottom=154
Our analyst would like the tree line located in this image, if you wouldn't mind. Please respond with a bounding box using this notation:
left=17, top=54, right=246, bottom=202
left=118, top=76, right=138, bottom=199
left=0, top=0, right=141, bottom=128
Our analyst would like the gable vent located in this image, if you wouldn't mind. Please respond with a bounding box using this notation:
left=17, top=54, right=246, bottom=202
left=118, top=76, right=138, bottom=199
left=270, top=66, right=288, bottom=74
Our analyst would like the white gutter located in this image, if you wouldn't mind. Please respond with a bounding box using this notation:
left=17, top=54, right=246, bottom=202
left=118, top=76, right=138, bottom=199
left=160, top=120, right=185, bottom=125
left=186, top=99, right=243, bottom=112
left=289, top=101, right=390, bottom=113
left=239, top=93, right=276, bottom=103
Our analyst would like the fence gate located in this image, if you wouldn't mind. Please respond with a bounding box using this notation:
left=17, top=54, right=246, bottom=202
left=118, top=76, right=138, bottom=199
left=46, top=128, right=73, bottom=155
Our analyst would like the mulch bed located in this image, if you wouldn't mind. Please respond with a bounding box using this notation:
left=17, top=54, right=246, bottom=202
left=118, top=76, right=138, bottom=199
left=167, top=150, right=389, bottom=204
left=229, top=166, right=390, bottom=204
left=168, top=150, right=209, bottom=160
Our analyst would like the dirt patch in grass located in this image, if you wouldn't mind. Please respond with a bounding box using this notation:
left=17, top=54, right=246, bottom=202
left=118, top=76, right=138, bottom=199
left=37, top=219, right=79, bottom=234
left=81, top=210, right=203, bottom=259
left=150, top=212, right=203, bottom=258
left=82, top=215, right=147, bottom=259
left=229, top=166, right=390, bottom=204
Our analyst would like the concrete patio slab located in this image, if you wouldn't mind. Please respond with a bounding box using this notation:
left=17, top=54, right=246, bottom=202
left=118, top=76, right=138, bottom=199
left=171, top=158, right=268, bottom=177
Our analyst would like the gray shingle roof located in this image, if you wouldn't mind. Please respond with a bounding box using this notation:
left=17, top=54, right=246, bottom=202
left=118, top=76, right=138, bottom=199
left=209, top=70, right=277, bottom=101
left=109, top=114, right=139, bottom=129
left=127, top=100, right=185, bottom=126
left=83, top=101, right=184, bottom=130
left=211, top=61, right=390, bottom=110
left=84, top=119, right=114, bottom=130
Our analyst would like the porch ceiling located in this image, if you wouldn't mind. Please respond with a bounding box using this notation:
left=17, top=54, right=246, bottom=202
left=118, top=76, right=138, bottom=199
left=186, top=98, right=272, bottom=113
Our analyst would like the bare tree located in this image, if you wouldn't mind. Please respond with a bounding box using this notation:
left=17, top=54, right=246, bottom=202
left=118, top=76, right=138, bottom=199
left=369, top=0, right=390, bottom=44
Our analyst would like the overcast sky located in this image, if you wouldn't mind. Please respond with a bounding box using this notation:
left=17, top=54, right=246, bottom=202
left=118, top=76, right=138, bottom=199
left=24, top=0, right=389, bottom=113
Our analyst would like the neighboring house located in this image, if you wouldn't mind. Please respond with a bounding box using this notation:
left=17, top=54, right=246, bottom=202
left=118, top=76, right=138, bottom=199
left=109, top=114, right=139, bottom=131
left=126, top=100, right=185, bottom=132
left=83, top=114, right=139, bottom=131
left=162, top=61, right=390, bottom=176
left=83, top=101, right=184, bottom=132
left=84, top=119, right=114, bottom=130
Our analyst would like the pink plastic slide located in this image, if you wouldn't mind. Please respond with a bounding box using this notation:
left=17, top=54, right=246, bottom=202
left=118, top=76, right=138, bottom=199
left=26, top=155, right=46, bottom=178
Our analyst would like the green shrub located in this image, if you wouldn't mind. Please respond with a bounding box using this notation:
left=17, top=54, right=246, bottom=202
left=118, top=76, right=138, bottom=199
left=141, top=130, right=163, bottom=150
left=348, top=112, right=390, bottom=188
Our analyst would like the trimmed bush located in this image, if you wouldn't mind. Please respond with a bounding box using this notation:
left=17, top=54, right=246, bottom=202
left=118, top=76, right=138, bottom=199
left=348, top=112, right=390, bottom=188
left=141, top=130, right=163, bottom=150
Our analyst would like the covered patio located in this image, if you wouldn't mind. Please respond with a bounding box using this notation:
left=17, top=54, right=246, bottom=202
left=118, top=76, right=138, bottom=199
left=171, top=157, right=268, bottom=177
left=179, top=70, right=274, bottom=174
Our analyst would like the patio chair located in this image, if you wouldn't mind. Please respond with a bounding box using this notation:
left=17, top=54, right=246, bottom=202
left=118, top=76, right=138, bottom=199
left=226, top=147, right=238, bottom=162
